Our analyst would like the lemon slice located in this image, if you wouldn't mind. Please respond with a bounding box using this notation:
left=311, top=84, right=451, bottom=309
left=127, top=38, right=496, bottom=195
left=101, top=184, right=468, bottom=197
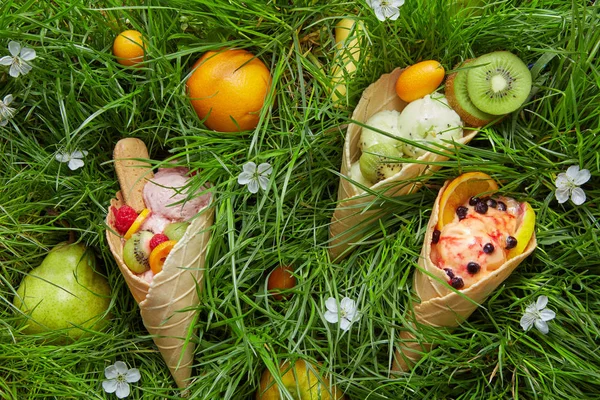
left=507, top=201, right=536, bottom=259
left=124, top=208, right=151, bottom=240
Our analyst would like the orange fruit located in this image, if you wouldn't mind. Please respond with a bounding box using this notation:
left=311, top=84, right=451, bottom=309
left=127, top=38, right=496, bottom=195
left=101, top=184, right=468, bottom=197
left=148, top=240, right=177, bottom=274
left=123, top=208, right=150, bottom=240
left=267, top=265, right=296, bottom=300
left=395, top=60, right=445, bottom=103
left=507, top=201, right=536, bottom=259
left=113, top=30, right=145, bottom=67
left=186, top=49, right=272, bottom=132
left=437, top=172, right=499, bottom=228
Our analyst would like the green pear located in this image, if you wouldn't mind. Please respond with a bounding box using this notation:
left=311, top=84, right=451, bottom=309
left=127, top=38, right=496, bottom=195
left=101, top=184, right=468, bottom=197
left=13, top=242, right=112, bottom=342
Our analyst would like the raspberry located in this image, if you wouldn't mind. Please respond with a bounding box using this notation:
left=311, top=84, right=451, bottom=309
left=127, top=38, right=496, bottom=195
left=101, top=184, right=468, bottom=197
left=114, top=205, right=138, bottom=234
left=149, top=234, right=170, bottom=251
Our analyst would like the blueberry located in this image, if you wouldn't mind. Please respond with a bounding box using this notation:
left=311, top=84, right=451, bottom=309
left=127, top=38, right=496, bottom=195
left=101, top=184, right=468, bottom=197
left=444, top=268, right=455, bottom=279
left=497, top=201, right=507, bottom=211
left=483, top=243, right=494, bottom=254
left=451, top=276, right=464, bottom=289
left=474, top=201, right=488, bottom=214
left=469, top=197, right=478, bottom=206
left=456, top=206, right=469, bottom=220
left=467, top=261, right=481, bottom=274
left=432, top=229, right=441, bottom=244
left=486, top=198, right=497, bottom=208
left=506, top=236, right=518, bottom=249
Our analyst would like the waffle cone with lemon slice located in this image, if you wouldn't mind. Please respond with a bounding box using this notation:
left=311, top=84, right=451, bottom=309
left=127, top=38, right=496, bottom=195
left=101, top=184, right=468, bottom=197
left=105, top=138, right=214, bottom=388
left=329, top=68, right=479, bottom=261
left=392, top=172, right=536, bottom=372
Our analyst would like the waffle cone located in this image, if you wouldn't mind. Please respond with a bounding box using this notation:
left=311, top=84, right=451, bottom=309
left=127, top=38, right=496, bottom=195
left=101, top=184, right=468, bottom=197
left=392, top=180, right=537, bottom=372
left=105, top=138, right=214, bottom=388
left=329, top=68, right=479, bottom=261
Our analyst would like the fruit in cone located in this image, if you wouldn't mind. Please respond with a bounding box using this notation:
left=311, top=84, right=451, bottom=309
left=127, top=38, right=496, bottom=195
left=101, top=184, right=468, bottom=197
left=256, top=360, right=346, bottom=400
left=393, top=172, right=537, bottom=372
left=13, top=242, right=111, bottom=342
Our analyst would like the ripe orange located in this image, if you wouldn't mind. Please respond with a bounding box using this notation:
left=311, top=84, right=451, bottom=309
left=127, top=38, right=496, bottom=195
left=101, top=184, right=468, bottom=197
left=149, top=240, right=177, bottom=274
left=267, top=265, right=296, bottom=300
left=186, top=49, right=272, bottom=132
left=395, top=60, right=445, bottom=103
left=113, top=30, right=145, bottom=67
left=437, top=172, right=499, bottom=228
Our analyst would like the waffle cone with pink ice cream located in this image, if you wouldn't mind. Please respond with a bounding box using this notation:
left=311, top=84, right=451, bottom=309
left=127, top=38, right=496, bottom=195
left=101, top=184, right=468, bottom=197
left=105, top=138, right=214, bottom=388
left=393, top=172, right=537, bottom=373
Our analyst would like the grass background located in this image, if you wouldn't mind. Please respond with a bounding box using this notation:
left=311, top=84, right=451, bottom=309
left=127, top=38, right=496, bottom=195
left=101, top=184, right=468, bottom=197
left=1, top=0, right=599, bottom=398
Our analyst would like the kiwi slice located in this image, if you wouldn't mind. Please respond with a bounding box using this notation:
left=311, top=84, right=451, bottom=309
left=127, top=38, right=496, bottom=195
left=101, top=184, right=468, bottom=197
left=446, top=59, right=496, bottom=127
left=466, top=51, right=532, bottom=115
left=123, top=230, right=153, bottom=273
left=359, top=143, right=403, bottom=184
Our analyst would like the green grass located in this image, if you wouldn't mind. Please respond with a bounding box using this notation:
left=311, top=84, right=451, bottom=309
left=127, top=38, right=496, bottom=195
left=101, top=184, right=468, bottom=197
left=1, top=0, right=599, bottom=398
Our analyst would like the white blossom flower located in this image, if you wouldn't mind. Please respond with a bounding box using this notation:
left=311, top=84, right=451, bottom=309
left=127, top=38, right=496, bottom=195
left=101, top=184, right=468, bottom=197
left=0, top=94, right=16, bottom=126
left=367, top=0, right=405, bottom=22
left=520, top=295, right=556, bottom=335
left=555, top=165, right=591, bottom=205
left=0, top=41, right=37, bottom=78
left=55, top=150, right=88, bottom=171
left=324, top=296, right=360, bottom=332
left=102, top=361, right=141, bottom=399
left=237, top=161, right=272, bottom=193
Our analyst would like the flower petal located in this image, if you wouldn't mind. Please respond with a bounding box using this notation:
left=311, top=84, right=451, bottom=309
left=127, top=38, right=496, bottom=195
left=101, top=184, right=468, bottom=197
left=115, top=382, right=131, bottom=399
left=258, top=175, right=269, bottom=191
left=539, top=309, right=556, bottom=322
left=8, top=41, right=21, bottom=57
left=534, top=319, right=549, bottom=334
left=520, top=312, right=535, bottom=331
left=247, top=179, right=259, bottom=194
left=0, top=55, right=12, bottom=66
left=55, top=152, right=70, bottom=163
left=373, top=6, right=386, bottom=22
left=68, top=158, right=85, bottom=170
left=242, top=161, right=256, bottom=174
left=20, top=47, right=36, bottom=61
left=555, top=188, right=570, bottom=204
left=324, top=310, right=339, bottom=324
left=104, top=365, right=118, bottom=380
left=573, top=168, right=591, bottom=185
left=554, top=173, right=569, bottom=189
left=325, top=297, right=338, bottom=313
left=340, top=297, right=357, bottom=314
left=18, top=62, right=32, bottom=76
left=565, top=165, right=581, bottom=180
left=114, top=361, right=128, bottom=375
left=237, top=171, right=254, bottom=185
left=3, top=94, right=13, bottom=105
left=0, top=119, right=7, bottom=127
left=536, top=295, right=548, bottom=310
left=125, top=368, right=141, bottom=383
left=339, top=317, right=352, bottom=331
left=257, top=162, right=272, bottom=175
left=391, top=0, right=405, bottom=6
left=570, top=187, right=586, bottom=205
left=102, top=379, right=118, bottom=394
left=384, top=6, right=400, bottom=21
left=9, top=63, right=20, bottom=78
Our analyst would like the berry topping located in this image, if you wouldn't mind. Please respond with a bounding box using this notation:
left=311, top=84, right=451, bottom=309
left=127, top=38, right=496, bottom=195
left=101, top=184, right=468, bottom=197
left=467, top=261, right=481, bottom=274
left=113, top=205, right=138, bottom=234
left=456, top=206, right=468, bottom=220
left=506, top=235, right=518, bottom=249
left=444, top=268, right=455, bottom=279
left=468, top=197, right=478, bottom=206
left=474, top=200, right=488, bottom=214
left=149, top=233, right=170, bottom=251
left=451, top=276, right=464, bottom=289
left=497, top=201, right=507, bottom=211
left=432, top=229, right=441, bottom=244
left=486, top=198, right=497, bottom=208
left=483, top=243, right=494, bottom=254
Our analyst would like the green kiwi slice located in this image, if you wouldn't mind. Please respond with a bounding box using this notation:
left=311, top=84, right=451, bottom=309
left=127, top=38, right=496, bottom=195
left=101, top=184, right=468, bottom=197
left=446, top=59, right=496, bottom=127
left=359, top=143, right=402, bottom=184
left=467, top=51, right=532, bottom=115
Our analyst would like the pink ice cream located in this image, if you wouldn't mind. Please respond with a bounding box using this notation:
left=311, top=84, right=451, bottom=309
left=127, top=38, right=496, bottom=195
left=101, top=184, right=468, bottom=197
left=141, top=168, right=211, bottom=234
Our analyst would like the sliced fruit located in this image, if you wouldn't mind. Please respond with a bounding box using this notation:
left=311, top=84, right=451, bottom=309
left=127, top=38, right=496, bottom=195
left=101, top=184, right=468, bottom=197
left=124, top=208, right=151, bottom=240
left=395, top=60, right=445, bottom=103
left=437, top=172, right=499, bottom=228
left=507, top=201, right=536, bottom=259
left=359, top=143, right=403, bottom=184
left=466, top=51, right=532, bottom=115
left=163, top=222, right=190, bottom=242
left=267, top=265, right=297, bottom=301
left=149, top=240, right=177, bottom=274
left=123, top=231, right=153, bottom=273
left=445, top=59, right=496, bottom=127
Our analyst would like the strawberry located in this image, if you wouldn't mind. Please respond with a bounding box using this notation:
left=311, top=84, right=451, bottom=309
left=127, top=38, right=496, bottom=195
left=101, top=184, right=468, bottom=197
left=113, top=205, right=138, bottom=234
left=149, top=233, right=170, bottom=251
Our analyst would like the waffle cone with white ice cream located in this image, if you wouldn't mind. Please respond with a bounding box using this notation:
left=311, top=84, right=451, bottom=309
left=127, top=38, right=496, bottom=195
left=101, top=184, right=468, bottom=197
left=329, top=68, right=479, bottom=261
left=105, top=138, right=214, bottom=388
left=393, top=172, right=537, bottom=372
